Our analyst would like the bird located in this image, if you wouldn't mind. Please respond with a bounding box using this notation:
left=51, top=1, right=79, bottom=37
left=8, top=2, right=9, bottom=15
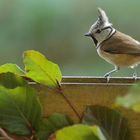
left=85, top=8, right=140, bottom=80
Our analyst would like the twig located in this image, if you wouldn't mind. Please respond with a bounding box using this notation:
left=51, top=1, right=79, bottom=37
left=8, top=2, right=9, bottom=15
left=0, top=128, right=14, bottom=140
left=57, top=81, right=81, bottom=120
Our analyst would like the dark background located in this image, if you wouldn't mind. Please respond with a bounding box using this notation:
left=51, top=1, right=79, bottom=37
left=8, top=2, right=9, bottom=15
left=0, top=0, right=140, bottom=76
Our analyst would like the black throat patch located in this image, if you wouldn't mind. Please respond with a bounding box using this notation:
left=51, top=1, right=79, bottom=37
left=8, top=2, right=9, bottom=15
left=91, top=35, right=98, bottom=46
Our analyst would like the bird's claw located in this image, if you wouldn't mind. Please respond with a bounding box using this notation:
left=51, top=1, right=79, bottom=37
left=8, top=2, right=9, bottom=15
left=104, top=73, right=110, bottom=83
left=133, top=72, right=137, bottom=81
left=133, top=74, right=137, bottom=81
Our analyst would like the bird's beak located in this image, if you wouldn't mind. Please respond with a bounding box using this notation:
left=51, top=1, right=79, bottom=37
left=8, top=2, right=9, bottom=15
left=84, top=32, right=91, bottom=37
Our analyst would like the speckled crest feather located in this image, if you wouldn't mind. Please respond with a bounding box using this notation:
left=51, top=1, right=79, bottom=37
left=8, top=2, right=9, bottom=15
left=88, top=8, right=112, bottom=35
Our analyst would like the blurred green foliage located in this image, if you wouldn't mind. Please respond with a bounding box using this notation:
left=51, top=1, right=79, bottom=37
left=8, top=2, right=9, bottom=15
left=0, top=0, right=140, bottom=76
left=116, top=83, right=140, bottom=113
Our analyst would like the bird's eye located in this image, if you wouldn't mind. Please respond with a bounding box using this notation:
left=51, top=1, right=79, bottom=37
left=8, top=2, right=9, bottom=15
left=96, top=29, right=101, bottom=33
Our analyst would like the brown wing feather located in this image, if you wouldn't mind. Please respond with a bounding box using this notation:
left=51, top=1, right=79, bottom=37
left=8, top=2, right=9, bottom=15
left=101, top=31, right=140, bottom=55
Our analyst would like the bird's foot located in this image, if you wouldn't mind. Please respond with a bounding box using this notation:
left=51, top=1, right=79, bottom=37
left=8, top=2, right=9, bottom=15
left=104, top=67, right=119, bottom=82
left=133, top=73, right=137, bottom=81
left=104, top=73, right=111, bottom=83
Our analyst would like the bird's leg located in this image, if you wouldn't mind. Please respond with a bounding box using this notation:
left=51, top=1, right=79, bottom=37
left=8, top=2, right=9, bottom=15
left=104, top=66, right=120, bottom=82
left=132, top=67, right=137, bottom=80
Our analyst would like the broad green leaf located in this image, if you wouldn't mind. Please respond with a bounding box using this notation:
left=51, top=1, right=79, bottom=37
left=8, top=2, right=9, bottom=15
left=37, top=113, right=73, bottom=140
left=82, top=105, right=133, bottom=140
left=37, top=119, right=56, bottom=140
left=52, top=124, right=106, bottom=140
left=116, top=84, right=140, bottom=113
left=46, top=113, right=73, bottom=129
left=0, top=74, right=42, bottom=135
left=0, top=63, right=24, bottom=76
left=0, top=73, right=27, bottom=89
left=23, top=50, right=62, bottom=87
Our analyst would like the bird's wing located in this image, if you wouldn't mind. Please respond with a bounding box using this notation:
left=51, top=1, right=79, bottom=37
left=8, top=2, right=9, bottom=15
left=102, top=31, right=140, bottom=55
left=103, top=42, right=140, bottom=55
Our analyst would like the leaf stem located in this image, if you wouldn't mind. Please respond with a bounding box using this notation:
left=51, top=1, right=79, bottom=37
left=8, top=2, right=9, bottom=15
left=57, top=81, right=81, bottom=120
left=28, top=124, right=39, bottom=140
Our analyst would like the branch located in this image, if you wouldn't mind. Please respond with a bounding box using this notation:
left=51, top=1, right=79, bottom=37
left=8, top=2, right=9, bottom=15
left=57, top=81, right=81, bottom=120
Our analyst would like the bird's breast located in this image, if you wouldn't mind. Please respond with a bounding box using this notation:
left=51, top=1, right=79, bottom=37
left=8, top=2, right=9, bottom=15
left=97, top=46, right=115, bottom=65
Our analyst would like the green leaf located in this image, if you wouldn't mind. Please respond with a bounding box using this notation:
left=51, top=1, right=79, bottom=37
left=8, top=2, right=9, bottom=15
left=0, top=63, right=25, bottom=75
left=37, top=113, right=73, bottom=140
left=116, top=84, right=140, bottom=113
left=0, top=73, right=27, bottom=89
left=0, top=74, right=42, bottom=135
left=53, top=124, right=106, bottom=140
left=82, top=105, right=133, bottom=140
left=23, top=50, right=62, bottom=87
left=47, top=113, right=73, bottom=129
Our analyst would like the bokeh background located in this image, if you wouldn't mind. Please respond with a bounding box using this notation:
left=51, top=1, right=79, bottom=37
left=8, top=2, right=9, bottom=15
left=0, top=0, right=140, bottom=76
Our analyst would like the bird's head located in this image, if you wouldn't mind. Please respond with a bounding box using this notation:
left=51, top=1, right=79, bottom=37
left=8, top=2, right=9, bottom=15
left=85, top=8, right=114, bottom=46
